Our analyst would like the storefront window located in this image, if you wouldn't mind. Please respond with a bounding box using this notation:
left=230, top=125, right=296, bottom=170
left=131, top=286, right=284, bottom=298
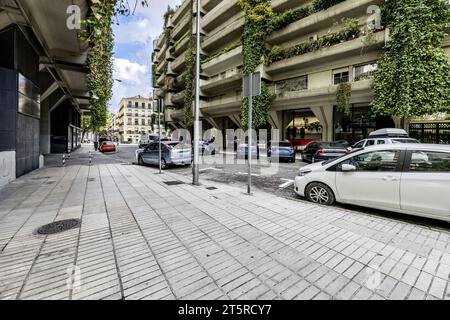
left=283, top=110, right=321, bottom=147
left=333, top=105, right=395, bottom=144
left=354, top=63, right=377, bottom=81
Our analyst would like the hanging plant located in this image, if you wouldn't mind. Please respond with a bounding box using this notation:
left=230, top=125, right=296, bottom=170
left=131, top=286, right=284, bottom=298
left=183, top=4, right=195, bottom=131
left=373, top=0, right=450, bottom=117
left=336, top=82, right=352, bottom=115
left=241, top=82, right=274, bottom=130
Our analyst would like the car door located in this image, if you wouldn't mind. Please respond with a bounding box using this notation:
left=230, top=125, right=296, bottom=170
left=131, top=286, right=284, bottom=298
left=400, top=150, right=450, bottom=218
left=335, top=149, right=403, bottom=210
left=142, top=143, right=157, bottom=164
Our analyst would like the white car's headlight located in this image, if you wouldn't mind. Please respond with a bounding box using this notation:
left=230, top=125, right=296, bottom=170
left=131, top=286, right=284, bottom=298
left=297, top=169, right=312, bottom=177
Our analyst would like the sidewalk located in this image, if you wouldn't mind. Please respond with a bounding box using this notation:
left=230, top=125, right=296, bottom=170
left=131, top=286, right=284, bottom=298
left=0, top=147, right=449, bottom=300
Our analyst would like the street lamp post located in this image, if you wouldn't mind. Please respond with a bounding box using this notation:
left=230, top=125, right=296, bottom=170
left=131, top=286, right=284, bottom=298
left=158, top=98, right=163, bottom=174
left=192, top=0, right=201, bottom=186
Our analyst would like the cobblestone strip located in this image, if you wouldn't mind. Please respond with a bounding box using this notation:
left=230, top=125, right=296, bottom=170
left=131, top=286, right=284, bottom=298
left=13, top=165, right=82, bottom=300
left=71, top=166, right=122, bottom=300
left=112, top=164, right=231, bottom=300
left=101, top=164, right=176, bottom=300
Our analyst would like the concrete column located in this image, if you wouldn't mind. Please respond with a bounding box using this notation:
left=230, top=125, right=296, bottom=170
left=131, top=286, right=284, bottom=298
left=39, top=98, right=51, bottom=155
left=310, top=105, right=334, bottom=141
left=268, top=110, right=282, bottom=141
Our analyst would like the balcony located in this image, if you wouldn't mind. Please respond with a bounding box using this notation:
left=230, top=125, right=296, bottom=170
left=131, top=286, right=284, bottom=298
left=202, top=17, right=244, bottom=53
left=202, top=0, right=222, bottom=12
left=173, top=33, right=190, bottom=57
left=172, top=13, right=191, bottom=42
left=268, top=0, right=383, bottom=45
left=201, top=91, right=242, bottom=114
left=172, top=90, right=185, bottom=105
left=172, top=0, right=191, bottom=25
left=167, top=62, right=178, bottom=77
left=165, top=48, right=175, bottom=62
left=202, top=0, right=240, bottom=33
left=156, top=43, right=168, bottom=62
left=157, top=74, right=165, bottom=87
left=201, top=66, right=242, bottom=95
left=172, top=54, right=186, bottom=74
left=202, top=45, right=243, bottom=76
left=165, top=108, right=184, bottom=123
left=153, top=38, right=161, bottom=52
left=272, top=0, right=310, bottom=11
left=165, top=92, right=176, bottom=107
left=266, top=32, right=386, bottom=76
left=272, top=78, right=373, bottom=107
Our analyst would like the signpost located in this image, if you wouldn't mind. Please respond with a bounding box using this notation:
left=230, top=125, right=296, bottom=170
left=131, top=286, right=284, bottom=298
left=243, top=72, right=261, bottom=195
left=192, top=0, right=201, bottom=186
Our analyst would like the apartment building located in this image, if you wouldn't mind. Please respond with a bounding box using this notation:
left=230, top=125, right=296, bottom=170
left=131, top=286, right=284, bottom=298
left=108, top=112, right=120, bottom=141
left=116, top=95, right=156, bottom=144
left=152, top=0, right=450, bottom=146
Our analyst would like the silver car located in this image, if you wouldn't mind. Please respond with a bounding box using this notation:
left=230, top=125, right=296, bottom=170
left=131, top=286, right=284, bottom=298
left=136, top=141, right=192, bottom=169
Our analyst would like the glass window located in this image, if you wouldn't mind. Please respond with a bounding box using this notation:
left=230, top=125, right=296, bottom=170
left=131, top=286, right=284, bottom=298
left=142, top=103, right=145, bottom=109
left=353, top=141, right=365, bottom=148
left=366, top=139, right=376, bottom=146
left=354, top=63, right=378, bottom=81
left=409, top=151, right=450, bottom=172
left=377, top=140, right=386, bottom=144
left=148, top=103, right=152, bottom=109
left=135, top=102, right=139, bottom=108
left=340, top=150, right=400, bottom=172
left=134, top=119, right=138, bottom=125
left=141, top=119, right=145, bottom=125
left=333, top=68, right=349, bottom=85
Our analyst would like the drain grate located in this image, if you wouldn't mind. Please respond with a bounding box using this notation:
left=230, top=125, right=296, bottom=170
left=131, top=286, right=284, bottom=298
left=88, top=178, right=95, bottom=182
left=163, top=181, right=185, bottom=186
left=206, top=187, right=217, bottom=190
left=36, top=219, right=81, bottom=235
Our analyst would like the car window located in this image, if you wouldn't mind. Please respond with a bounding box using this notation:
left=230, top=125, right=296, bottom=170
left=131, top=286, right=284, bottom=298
left=146, top=143, right=158, bottom=151
left=392, top=139, right=419, bottom=144
left=409, top=151, right=450, bottom=172
left=377, top=140, right=385, bottom=145
left=366, top=139, right=376, bottom=146
left=340, top=150, right=401, bottom=172
left=353, top=141, right=365, bottom=148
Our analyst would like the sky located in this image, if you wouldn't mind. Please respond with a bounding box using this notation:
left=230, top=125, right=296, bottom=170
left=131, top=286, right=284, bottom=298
left=110, top=0, right=181, bottom=112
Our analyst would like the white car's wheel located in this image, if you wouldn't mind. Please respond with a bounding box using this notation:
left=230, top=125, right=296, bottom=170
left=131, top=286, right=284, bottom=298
left=306, top=183, right=335, bottom=205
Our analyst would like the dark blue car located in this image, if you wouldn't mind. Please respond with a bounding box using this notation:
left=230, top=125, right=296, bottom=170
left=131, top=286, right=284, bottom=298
left=267, top=141, right=295, bottom=162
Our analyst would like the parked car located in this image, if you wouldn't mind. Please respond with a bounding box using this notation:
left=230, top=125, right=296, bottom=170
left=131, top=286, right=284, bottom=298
left=99, top=141, right=116, bottom=153
left=135, top=141, right=192, bottom=169
left=302, top=141, right=347, bottom=163
left=348, top=128, right=419, bottom=151
left=139, top=134, right=159, bottom=149
left=294, top=144, right=450, bottom=222
left=267, top=141, right=295, bottom=162
left=237, top=143, right=260, bottom=159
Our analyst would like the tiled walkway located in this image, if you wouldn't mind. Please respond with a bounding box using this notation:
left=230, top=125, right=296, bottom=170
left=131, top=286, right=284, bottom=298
left=0, top=148, right=449, bottom=300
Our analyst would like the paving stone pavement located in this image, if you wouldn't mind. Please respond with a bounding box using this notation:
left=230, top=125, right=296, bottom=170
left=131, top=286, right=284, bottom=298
left=0, top=148, right=450, bottom=300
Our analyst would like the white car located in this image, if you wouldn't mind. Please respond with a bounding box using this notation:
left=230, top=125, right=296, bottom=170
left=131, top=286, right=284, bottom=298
left=294, top=144, right=450, bottom=222
left=349, top=128, right=419, bottom=150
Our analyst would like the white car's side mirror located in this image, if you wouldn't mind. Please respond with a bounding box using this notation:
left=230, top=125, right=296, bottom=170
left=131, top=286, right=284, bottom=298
left=342, top=164, right=357, bottom=172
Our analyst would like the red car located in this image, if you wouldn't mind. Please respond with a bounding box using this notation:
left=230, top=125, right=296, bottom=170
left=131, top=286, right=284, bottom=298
left=99, top=141, right=116, bottom=153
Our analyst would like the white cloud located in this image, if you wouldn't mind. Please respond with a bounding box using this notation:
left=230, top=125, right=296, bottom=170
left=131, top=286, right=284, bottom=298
left=109, top=0, right=183, bottom=112
left=110, top=58, right=150, bottom=111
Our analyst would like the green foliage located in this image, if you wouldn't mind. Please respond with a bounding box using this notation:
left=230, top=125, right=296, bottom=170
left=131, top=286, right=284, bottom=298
left=270, top=6, right=311, bottom=31
left=163, top=6, right=175, bottom=49
left=80, top=1, right=148, bottom=131
left=183, top=12, right=195, bottom=130
left=241, top=82, right=274, bottom=130
left=312, top=0, right=345, bottom=12
left=201, top=42, right=241, bottom=64
left=372, top=0, right=450, bottom=117
left=266, top=18, right=360, bottom=64
left=336, top=83, right=352, bottom=115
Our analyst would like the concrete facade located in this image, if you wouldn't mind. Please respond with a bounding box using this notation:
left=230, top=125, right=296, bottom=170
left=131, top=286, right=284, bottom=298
left=152, top=0, right=450, bottom=146
left=116, top=95, right=156, bottom=144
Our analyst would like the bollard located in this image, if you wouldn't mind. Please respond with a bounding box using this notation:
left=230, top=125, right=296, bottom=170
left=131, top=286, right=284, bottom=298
left=89, top=151, right=92, bottom=166
left=62, top=154, right=66, bottom=167
left=68, top=151, right=71, bottom=159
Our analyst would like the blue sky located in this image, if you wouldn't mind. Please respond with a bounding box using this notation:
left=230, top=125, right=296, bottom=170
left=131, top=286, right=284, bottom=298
left=110, top=0, right=181, bottom=112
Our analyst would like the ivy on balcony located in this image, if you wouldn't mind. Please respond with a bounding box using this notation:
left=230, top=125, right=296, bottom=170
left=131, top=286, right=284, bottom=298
left=201, top=41, right=241, bottom=64
left=266, top=18, right=360, bottom=64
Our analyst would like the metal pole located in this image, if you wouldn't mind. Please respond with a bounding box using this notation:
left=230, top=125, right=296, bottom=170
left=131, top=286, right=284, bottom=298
left=247, top=73, right=252, bottom=195
left=193, top=0, right=201, bottom=186
left=158, top=99, right=162, bottom=174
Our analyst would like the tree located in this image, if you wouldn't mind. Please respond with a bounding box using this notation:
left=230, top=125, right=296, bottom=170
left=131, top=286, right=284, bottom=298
left=372, top=0, right=450, bottom=118
left=81, top=115, right=92, bottom=142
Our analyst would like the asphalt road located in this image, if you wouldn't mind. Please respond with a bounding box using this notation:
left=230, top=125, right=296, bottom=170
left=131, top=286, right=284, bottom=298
left=99, top=144, right=450, bottom=230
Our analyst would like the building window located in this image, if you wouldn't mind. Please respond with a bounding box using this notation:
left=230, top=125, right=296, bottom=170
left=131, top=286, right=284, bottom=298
left=275, top=75, right=308, bottom=94
left=127, top=118, right=132, bottom=125
left=135, top=112, right=138, bottom=117
left=128, top=101, right=132, bottom=108
left=134, top=102, right=138, bottom=108
left=141, top=119, right=145, bottom=125
left=135, top=119, right=138, bottom=125
left=354, top=63, right=378, bottom=81
left=333, top=68, right=349, bottom=85
left=135, top=129, right=139, bottom=134
left=148, top=103, right=152, bottom=110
